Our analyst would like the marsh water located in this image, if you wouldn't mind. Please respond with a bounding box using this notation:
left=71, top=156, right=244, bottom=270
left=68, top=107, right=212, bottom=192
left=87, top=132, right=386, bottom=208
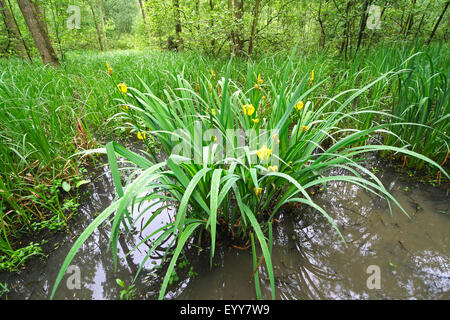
left=1, top=157, right=449, bottom=300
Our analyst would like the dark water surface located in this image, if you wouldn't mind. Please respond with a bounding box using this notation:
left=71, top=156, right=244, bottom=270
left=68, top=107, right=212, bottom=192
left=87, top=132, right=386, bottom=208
left=1, top=159, right=449, bottom=300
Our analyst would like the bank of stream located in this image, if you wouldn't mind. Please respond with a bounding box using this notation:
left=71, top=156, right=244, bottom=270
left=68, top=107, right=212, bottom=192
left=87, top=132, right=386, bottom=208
left=0, top=153, right=448, bottom=300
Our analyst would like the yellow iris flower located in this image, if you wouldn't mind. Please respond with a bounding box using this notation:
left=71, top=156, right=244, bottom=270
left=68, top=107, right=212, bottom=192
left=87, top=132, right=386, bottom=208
left=117, top=83, right=127, bottom=94
left=242, top=104, right=255, bottom=116
left=137, top=132, right=146, bottom=140
left=257, top=145, right=272, bottom=161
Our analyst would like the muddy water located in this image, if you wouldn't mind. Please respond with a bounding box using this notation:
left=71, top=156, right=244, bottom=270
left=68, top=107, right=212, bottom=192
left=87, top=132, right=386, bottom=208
left=178, top=167, right=449, bottom=300
left=1, top=162, right=449, bottom=300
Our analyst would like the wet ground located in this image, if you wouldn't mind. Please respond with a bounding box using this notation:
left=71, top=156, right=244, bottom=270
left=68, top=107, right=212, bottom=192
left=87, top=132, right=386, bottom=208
left=1, top=157, right=449, bottom=300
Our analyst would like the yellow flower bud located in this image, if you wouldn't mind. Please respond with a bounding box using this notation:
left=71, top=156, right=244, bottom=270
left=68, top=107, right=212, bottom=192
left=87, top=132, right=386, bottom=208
left=309, top=70, right=314, bottom=85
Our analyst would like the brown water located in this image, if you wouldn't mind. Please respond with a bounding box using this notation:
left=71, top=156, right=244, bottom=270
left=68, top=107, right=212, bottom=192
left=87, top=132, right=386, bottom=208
left=1, top=160, right=449, bottom=300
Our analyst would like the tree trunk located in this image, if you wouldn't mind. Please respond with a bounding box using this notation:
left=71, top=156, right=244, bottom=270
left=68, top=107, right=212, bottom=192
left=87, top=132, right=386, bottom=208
left=233, top=0, right=244, bottom=55
left=98, top=0, right=108, bottom=49
left=340, top=1, right=352, bottom=59
left=0, top=0, right=29, bottom=59
left=90, top=4, right=104, bottom=51
left=17, top=0, right=59, bottom=66
left=414, top=0, right=431, bottom=38
left=196, top=0, right=200, bottom=30
left=50, top=0, right=65, bottom=61
left=34, top=0, right=48, bottom=34
left=173, top=0, right=183, bottom=51
left=209, top=0, right=215, bottom=54
left=228, top=0, right=235, bottom=53
left=404, top=0, right=417, bottom=37
left=138, top=0, right=151, bottom=39
left=427, top=1, right=449, bottom=45
left=248, top=0, right=260, bottom=55
left=138, top=0, right=147, bottom=24
left=356, top=0, right=370, bottom=53
left=317, top=0, right=326, bottom=48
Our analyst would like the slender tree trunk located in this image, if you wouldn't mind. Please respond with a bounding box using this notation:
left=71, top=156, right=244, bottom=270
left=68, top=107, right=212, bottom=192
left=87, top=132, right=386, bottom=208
left=209, top=0, right=215, bottom=54
left=228, top=0, right=235, bottom=53
left=98, top=0, right=108, bottom=49
left=248, top=0, right=260, bottom=55
left=317, top=0, right=326, bottom=48
left=348, top=13, right=354, bottom=58
left=415, top=0, right=431, bottom=39
left=138, top=0, right=151, bottom=39
left=233, top=0, right=244, bottom=55
left=340, top=1, right=352, bottom=59
left=404, top=0, right=417, bottom=37
left=356, top=0, right=370, bottom=53
left=195, top=0, right=200, bottom=29
left=90, top=4, right=103, bottom=51
left=0, top=0, right=29, bottom=59
left=427, top=1, right=449, bottom=45
left=50, top=0, right=65, bottom=61
left=17, top=0, right=59, bottom=66
left=6, top=0, right=31, bottom=59
left=138, top=0, right=147, bottom=24
left=173, top=0, right=183, bottom=51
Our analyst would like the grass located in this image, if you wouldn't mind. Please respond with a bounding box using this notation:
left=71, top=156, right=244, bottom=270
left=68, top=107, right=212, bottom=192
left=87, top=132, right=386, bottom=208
left=386, top=48, right=449, bottom=171
left=42, top=45, right=449, bottom=300
left=0, top=42, right=448, bottom=295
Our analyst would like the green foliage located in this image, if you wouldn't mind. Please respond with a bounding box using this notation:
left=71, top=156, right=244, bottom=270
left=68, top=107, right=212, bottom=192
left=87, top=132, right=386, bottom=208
left=385, top=46, right=449, bottom=170
left=116, top=278, right=137, bottom=300
left=0, top=241, right=45, bottom=272
left=0, top=281, right=8, bottom=298
left=3, top=0, right=449, bottom=59
left=50, top=47, right=448, bottom=300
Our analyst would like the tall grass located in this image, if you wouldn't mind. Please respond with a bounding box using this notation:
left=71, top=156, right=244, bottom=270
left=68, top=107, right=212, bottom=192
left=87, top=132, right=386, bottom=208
left=0, top=42, right=447, bottom=276
left=385, top=48, right=449, bottom=170
left=50, top=47, right=448, bottom=300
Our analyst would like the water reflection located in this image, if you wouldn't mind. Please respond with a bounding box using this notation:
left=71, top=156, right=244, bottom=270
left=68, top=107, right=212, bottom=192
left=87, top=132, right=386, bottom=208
left=1, top=161, right=448, bottom=300
left=178, top=166, right=449, bottom=300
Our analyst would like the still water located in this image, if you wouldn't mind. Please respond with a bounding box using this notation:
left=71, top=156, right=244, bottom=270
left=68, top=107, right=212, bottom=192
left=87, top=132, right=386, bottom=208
left=1, top=159, right=449, bottom=300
